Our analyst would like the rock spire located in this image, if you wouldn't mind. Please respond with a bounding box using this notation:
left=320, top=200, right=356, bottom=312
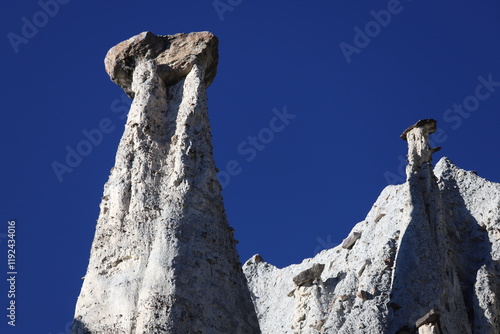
left=400, top=119, right=441, bottom=180
left=71, top=31, right=259, bottom=333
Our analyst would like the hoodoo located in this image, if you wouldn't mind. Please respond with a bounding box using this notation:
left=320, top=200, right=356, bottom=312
left=71, top=31, right=260, bottom=333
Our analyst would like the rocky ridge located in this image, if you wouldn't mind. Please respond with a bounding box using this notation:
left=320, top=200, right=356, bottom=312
left=244, top=120, right=500, bottom=334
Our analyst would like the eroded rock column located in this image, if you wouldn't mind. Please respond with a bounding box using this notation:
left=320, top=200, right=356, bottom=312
left=389, top=119, right=470, bottom=333
left=401, top=119, right=441, bottom=180
left=71, top=31, right=260, bottom=334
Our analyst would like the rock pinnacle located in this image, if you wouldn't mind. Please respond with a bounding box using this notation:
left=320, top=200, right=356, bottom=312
left=401, top=119, right=441, bottom=180
left=71, top=32, right=260, bottom=333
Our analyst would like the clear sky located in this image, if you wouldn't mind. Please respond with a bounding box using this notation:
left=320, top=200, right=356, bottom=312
left=1, top=0, right=500, bottom=333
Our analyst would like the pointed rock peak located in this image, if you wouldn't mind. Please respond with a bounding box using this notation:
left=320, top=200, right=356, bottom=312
left=105, top=31, right=219, bottom=98
left=435, top=156, right=483, bottom=183
left=435, top=156, right=455, bottom=167
left=434, top=156, right=457, bottom=175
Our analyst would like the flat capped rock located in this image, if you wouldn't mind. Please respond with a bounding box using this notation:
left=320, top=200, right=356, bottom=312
left=105, top=31, right=219, bottom=98
left=400, top=119, right=437, bottom=141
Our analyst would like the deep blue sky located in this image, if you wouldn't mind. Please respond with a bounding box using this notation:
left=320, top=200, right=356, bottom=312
left=2, top=1, right=500, bottom=333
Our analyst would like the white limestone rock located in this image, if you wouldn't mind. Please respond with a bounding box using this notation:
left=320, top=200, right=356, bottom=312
left=244, top=120, right=500, bottom=334
left=72, top=33, right=259, bottom=334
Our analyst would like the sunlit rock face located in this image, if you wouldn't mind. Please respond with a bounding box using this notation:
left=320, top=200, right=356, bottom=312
left=244, top=120, right=500, bottom=334
left=71, top=31, right=260, bottom=334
